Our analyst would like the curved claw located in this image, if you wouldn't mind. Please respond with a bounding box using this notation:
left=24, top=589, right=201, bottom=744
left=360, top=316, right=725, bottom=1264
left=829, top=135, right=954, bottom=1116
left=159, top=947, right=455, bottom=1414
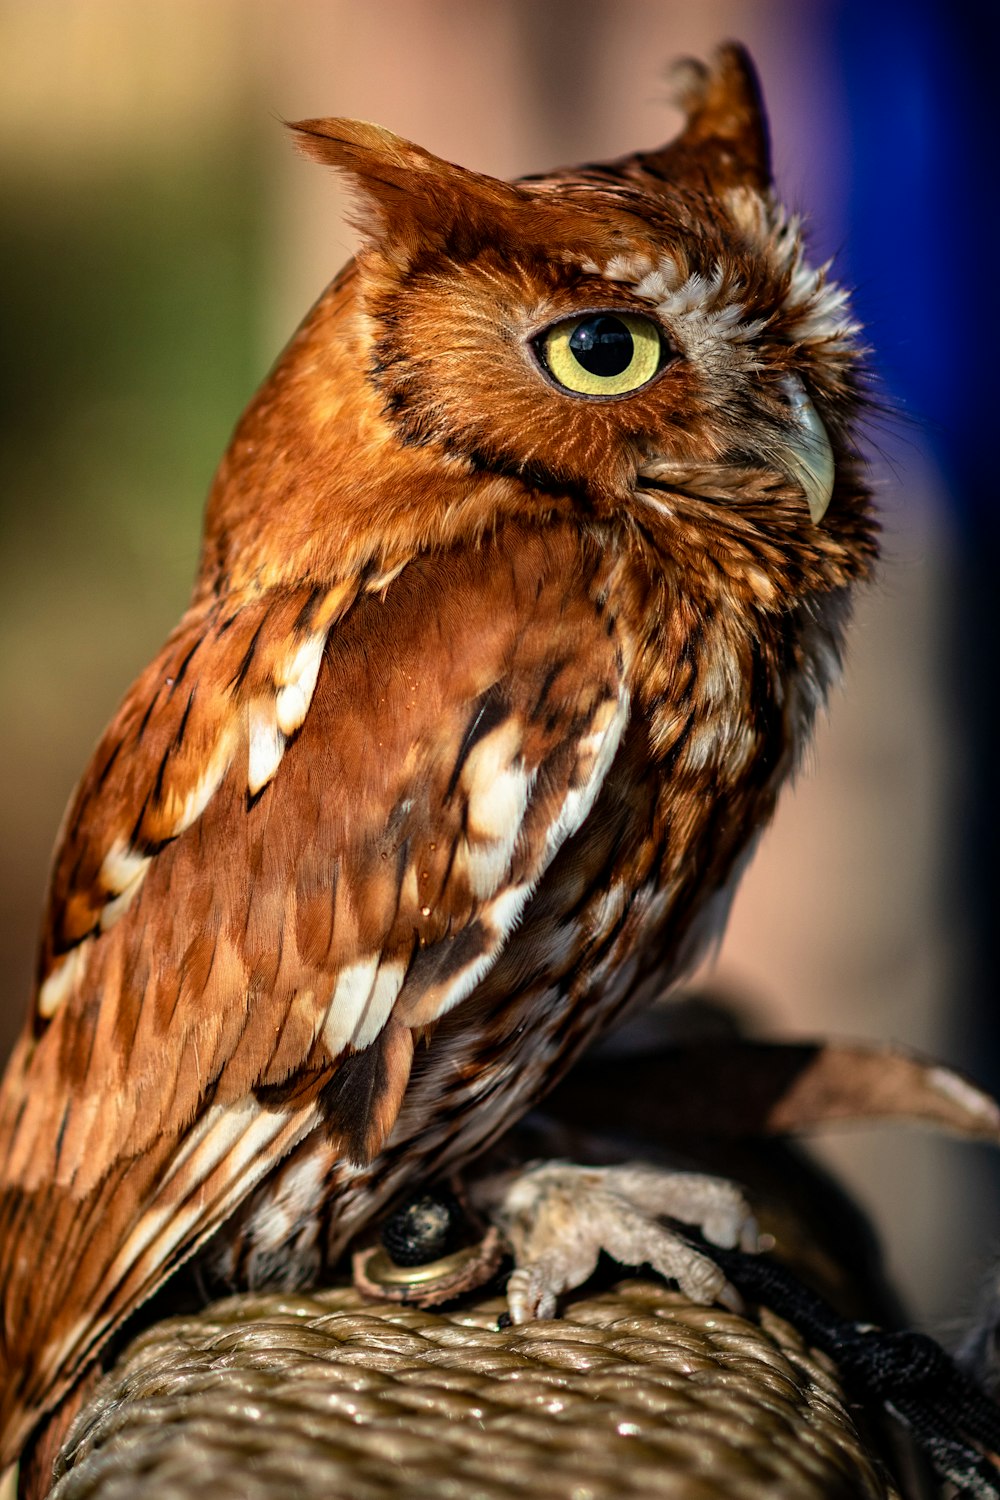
left=779, top=376, right=835, bottom=524
left=486, top=1161, right=757, bottom=1323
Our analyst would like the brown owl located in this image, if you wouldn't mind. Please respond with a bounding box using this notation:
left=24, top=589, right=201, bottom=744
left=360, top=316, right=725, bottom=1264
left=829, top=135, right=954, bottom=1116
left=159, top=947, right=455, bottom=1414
left=0, top=44, right=875, bottom=1478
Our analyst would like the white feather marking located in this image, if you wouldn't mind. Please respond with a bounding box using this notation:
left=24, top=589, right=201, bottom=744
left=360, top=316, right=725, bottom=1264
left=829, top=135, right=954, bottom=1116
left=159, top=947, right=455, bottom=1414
left=149, top=722, right=239, bottom=840
left=222, top=1098, right=303, bottom=1180
left=587, top=881, right=627, bottom=945
left=465, top=760, right=532, bottom=844
left=365, top=560, right=408, bottom=593
left=248, top=700, right=286, bottom=795
left=352, top=960, right=406, bottom=1050
left=683, top=720, right=724, bottom=771
left=100, top=883, right=141, bottom=932
left=620, top=258, right=767, bottom=369
left=111, top=1107, right=310, bottom=1291
left=37, top=939, right=91, bottom=1019
left=100, top=840, right=151, bottom=896
left=157, top=1099, right=232, bottom=1191
left=461, top=720, right=522, bottom=818
left=743, top=566, right=778, bottom=606
left=630, top=882, right=673, bottom=931
left=545, top=686, right=629, bottom=859
left=274, top=634, right=326, bottom=737
left=723, top=185, right=771, bottom=243
left=601, top=251, right=654, bottom=283
left=699, top=641, right=742, bottom=709
left=682, top=709, right=755, bottom=777
left=174, top=747, right=231, bottom=833
left=453, top=721, right=534, bottom=899
left=569, top=241, right=771, bottom=375
left=101, top=1198, right=178, bottom=1278
left=417, top=948, right=497, bottom=1025
left=155, top=1093, right=310, bottom=1202
left=97, top=839, right=152, bottom=931
left=483, top=879, right=534, bottom=939
left=456, top=836, right=516, bottom=902
left=411, top=880, right=535, bottom=1027
left=322, top=957, right=380, bottom=1056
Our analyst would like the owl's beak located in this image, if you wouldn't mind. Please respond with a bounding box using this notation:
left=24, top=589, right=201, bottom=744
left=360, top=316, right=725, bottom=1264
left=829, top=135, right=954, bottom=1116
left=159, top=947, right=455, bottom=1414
left=636, top=375, right=836, bottom=525
left=777, top=376, right=834, bottom=525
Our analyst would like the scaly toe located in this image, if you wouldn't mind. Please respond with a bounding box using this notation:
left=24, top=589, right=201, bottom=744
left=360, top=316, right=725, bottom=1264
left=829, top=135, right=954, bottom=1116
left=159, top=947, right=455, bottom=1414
left=482, top=1160, right=756, bottom=1320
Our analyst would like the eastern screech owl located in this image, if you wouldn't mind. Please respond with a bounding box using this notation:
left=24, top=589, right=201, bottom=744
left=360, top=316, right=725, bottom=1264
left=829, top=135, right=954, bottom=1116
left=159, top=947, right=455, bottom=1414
left=0, top=45, right=875, bottom=1474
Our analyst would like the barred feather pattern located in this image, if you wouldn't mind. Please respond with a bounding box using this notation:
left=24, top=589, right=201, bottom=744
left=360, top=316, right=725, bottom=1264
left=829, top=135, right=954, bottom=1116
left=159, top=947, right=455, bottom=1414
left=0, top=43, right=876, bottom=1475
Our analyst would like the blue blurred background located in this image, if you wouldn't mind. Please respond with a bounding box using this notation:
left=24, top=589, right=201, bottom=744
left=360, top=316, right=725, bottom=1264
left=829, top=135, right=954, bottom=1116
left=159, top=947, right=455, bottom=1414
left=0, top=0, right=994, bottom=1331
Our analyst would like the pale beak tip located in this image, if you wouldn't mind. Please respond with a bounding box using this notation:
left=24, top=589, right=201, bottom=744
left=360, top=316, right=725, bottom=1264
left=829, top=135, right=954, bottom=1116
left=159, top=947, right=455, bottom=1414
left=807, top=484, right=833, bottom=526
left=781, top=376, right=835, bottom=525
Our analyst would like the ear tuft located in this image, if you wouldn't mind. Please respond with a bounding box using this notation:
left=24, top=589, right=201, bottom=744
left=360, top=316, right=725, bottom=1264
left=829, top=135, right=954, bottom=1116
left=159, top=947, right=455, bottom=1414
left=287, top=117, right=526, bottom=266
left=635, top=43, right=772, bottom=192
left=289, top=117, right=439, bottom=179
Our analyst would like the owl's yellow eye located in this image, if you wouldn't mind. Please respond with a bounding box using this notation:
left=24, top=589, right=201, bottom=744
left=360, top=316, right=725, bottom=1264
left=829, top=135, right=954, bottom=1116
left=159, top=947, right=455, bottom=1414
left=535, top=312, right=665, bottom=398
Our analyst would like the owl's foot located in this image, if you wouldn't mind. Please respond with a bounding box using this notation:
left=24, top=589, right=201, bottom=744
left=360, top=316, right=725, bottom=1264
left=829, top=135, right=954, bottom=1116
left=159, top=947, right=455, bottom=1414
left=478, top=1160, right=757, bottom=1322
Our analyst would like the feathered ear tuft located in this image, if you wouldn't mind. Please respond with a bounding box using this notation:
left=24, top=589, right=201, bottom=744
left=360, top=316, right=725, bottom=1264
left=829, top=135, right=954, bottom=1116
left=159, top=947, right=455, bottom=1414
left=288, top=117, right=528, bottom=266
left=635, top=43, right=772, bottom=192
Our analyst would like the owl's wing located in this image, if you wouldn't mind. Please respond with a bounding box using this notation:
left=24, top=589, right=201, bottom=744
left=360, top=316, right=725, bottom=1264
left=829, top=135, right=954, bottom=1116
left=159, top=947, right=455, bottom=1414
left=0, top=521, right=627, bottom=1450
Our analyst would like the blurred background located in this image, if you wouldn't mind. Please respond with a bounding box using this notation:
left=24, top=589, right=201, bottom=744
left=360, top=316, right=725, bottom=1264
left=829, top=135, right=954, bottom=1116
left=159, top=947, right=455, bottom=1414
left=0, top=0, right=994, bottom=1333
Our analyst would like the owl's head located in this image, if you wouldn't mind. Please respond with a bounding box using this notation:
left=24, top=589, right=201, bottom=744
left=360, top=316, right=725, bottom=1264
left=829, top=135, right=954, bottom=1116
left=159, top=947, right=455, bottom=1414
left=206, top=45, right=872, bottom=594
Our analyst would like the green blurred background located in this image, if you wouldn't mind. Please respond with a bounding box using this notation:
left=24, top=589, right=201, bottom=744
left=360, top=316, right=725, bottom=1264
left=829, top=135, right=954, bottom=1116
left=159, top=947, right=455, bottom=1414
left=0, top=1, right=987, bottom=1331
left=0, top=4, right=271, bottom=1048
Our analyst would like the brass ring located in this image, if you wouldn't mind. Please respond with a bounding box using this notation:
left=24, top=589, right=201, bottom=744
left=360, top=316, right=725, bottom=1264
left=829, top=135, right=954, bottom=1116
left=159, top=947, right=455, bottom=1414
left=362, top=1243, right=487, bottom=1289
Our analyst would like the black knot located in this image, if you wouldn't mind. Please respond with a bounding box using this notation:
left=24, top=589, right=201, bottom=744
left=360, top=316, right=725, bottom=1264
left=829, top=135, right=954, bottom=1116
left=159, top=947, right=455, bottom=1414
left=380, top=1190, right=464, bottom=1267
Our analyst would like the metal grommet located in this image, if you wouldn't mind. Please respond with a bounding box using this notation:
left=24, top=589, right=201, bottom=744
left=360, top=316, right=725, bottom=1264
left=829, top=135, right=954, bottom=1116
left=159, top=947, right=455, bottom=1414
left=353, top=1227, right=506, bottom=1307
left=363, top=1242, right=487, bottom=1290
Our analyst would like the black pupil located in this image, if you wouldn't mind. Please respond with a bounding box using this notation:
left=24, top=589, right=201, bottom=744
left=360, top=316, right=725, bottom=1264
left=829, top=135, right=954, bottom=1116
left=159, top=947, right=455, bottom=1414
left=569, top=316, right=635, bottom=378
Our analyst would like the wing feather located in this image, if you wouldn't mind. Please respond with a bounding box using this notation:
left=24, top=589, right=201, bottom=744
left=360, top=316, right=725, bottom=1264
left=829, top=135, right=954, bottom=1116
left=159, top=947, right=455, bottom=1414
left=0, top=521, right=628, bottom=1452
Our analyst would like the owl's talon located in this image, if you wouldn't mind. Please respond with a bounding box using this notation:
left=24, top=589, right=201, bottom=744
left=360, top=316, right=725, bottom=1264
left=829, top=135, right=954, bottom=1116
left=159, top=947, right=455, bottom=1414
left=476, top=1161, right=756, bottom=1322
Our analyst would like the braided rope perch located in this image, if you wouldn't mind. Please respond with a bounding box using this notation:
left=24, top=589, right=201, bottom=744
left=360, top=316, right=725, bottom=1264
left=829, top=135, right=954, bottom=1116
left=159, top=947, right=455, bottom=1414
left=47, top=1279, right=901, bottom=1500
left=41, top=1032, right=1000, bottom=1498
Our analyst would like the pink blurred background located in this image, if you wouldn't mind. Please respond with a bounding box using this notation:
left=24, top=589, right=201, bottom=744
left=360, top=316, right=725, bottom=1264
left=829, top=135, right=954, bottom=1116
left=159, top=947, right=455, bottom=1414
left=0, top=1, right=989, bottom=1332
